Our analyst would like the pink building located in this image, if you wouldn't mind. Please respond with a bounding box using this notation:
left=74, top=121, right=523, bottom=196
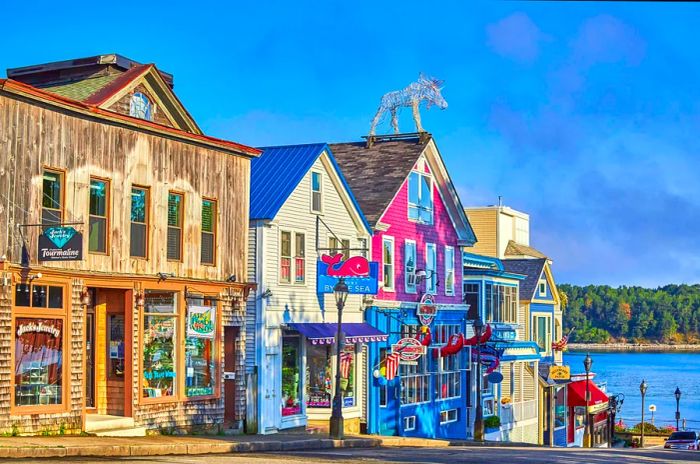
left=331, top=134, right=476, bottom=439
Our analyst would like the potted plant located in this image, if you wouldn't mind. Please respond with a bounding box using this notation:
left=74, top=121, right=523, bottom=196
left=484, top=415, right=501, bottom=433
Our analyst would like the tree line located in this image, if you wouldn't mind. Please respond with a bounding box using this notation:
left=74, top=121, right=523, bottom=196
left=559, top=284, right=700, bottom=343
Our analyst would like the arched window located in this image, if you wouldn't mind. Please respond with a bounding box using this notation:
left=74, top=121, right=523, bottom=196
left=129, top=92, right=152, bottom=121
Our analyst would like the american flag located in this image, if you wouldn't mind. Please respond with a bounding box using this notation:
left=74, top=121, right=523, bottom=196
left=385, top=352, right=400, bottom=381
left=340, top=352, right=353, bottom=378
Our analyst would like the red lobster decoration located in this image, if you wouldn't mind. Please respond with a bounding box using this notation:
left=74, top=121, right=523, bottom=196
left=433, top=324, right=493, bottom=358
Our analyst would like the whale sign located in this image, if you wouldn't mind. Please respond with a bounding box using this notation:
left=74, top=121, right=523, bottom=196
left=38, top=226, right=83, bottom=261
left=317, top=254, right=379, bottom=294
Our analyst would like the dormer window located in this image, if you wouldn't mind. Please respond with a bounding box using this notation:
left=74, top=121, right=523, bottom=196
left=130, top=92, right=152, bottom=121
left=408, top=171, right=433, bottom=224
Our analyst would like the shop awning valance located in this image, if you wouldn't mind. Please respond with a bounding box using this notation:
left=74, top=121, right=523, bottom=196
left=287, top=323, right=388, bottom=345
left=567, top=379, right=609, bottom=408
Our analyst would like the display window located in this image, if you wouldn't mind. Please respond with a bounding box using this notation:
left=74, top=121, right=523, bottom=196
left=12, top=281, right=68, bottom=412
left=185, top=296, right=217, bottom=398
left=282, top=333, right=302, bottom=416
left=555, top=387, right=567, bottom=428
left=306, top=341, right=356, bottom=409
left=142, top=291, right=178, bottom=399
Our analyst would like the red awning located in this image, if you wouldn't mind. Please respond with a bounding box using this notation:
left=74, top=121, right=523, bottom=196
left=567, top=379, right=609, bottom=408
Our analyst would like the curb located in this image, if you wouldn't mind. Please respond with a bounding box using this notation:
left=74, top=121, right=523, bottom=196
left=0, top=437, right=382, bottom=460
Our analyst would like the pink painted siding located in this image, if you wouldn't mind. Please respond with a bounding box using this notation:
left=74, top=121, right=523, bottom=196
left=373, top=162, right=462, bottom=304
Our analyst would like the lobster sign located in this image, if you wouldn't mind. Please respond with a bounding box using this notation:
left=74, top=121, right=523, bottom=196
left=317, top=254, right=379, bottom=295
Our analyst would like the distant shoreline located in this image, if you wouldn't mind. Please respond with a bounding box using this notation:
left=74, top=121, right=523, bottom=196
left=567, top=343, right=700, bottom=353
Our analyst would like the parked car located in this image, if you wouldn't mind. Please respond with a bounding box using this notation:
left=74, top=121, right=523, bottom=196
left=664, top=431, right=700, bottom=450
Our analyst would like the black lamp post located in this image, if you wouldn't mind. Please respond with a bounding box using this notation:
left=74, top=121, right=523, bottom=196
left=583, top=353, right=592, bottom=447
left=473, top=317, right=485, bottom=442
left=329, top=278, right=349, bottom=440
left=675, top=387, right=682, bottom=431
left=639, top=380, right=648, bottom=448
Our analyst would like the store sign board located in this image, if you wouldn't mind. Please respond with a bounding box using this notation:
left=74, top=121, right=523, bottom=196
left=392, top=337, right=426, bottom=364
left=187, top=305, right=216, bottom=339
left=17, top=321, right=61, bottom=338
left=38, top=226, right=83, bottom=261
left=549, top=365, right=571, bottom=381
left=417, top=294, right=437, bottom=326
left=317, top=254, right=379, bottom=294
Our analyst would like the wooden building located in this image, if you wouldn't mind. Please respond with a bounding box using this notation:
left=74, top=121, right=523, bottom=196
left=0, top=55, right=259, bottom=435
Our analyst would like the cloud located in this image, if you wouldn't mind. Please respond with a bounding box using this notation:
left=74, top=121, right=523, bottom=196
left=486, top=13, right=549, bottom=64
left=572, top=14, right=646, bottom=67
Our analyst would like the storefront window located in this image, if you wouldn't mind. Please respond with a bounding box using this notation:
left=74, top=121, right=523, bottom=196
left=340, top=345, right=355, bottom=407
left=282, top=334, right=302, bottom=416
left=306, top=343, right=332, bottom=408
left=14, top=318, right=63, bottom=406
left=142, top=291, right=178, bottom=398
left=185, top=298, right=216, bottom=397
left=574, top=406, right=585, bottom=428
left=555, top=387, right=567, bottom=428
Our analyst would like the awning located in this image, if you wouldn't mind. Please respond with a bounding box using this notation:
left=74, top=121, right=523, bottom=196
left=568, top=379, right=609, bottom=411
left=287, top=323, right=388, bottom=345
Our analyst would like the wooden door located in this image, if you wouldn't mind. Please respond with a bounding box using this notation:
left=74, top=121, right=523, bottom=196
left=224, top=326, right=239, bottom=424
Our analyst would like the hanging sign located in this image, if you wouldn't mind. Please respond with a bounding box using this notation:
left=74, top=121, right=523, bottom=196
left=317, top=254, right=379, bottom=294
left=417, top=294, right=437, bottom=326
left=187, top=305, right=216, bottom=339
left=549, top=365, right=571, bottom=381
left=392, top=337, right=426, bottom=364
left=38, top=226, right=83, bottom=261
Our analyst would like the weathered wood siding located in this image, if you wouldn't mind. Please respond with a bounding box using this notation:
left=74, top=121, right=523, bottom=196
left=0, top=92, right=250, bottom=281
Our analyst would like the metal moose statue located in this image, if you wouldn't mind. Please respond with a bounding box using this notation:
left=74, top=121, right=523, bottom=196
left=369, top=73, right=447, bottom=135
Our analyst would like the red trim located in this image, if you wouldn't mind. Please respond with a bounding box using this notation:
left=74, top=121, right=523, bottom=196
left=83, top=64, right=152, bottom=105
left=0, top=78, right=260, bottom=156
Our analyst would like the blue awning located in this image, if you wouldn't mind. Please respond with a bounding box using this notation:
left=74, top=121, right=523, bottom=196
left=287, top=323, right=388, bottom=345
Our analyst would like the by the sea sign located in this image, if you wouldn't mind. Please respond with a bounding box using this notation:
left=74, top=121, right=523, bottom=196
left=187, top=305, right=216, bottom=339
left=38, top=226, right=83, bottom=261
left=317, top=254, right=379, bottom=295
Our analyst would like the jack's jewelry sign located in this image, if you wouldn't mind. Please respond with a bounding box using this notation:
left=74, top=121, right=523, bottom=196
left=38, top=226, right=83, bottom=261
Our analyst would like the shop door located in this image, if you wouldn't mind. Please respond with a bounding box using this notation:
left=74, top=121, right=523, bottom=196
left=378, top=347, right=399, bottom=436
left=224, top=326, right=238, bottom=424
left=261, top=352, right=281, bottom=433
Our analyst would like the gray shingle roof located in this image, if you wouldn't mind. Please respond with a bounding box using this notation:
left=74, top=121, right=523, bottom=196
left=505, top=240, right=548, bottom=259
left=502, top=258, right=547, bottom=301
left=330, top=137, right=428, bottom=226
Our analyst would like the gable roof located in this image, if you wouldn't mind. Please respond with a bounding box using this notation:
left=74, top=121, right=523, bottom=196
left=505, top=240, right=548, bottom=259
left=0, top=78, right=259, bottom=158
left=502, top=258, right=547, bottom=301
left=330, top=134, right=476, bottom=244
left=250, top=143, right=371, bottom=233
left=330, top=137, right=424, bottom=226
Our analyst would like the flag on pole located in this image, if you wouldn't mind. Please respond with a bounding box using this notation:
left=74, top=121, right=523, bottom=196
left=385, top=352, right=400, bottom=381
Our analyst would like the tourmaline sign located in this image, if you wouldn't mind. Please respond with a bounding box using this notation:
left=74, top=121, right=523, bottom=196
left=38, top=227, right=83, bottom=261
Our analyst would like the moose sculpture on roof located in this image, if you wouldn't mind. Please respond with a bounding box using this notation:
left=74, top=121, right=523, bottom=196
left=369, top=73, right=447, bottom=136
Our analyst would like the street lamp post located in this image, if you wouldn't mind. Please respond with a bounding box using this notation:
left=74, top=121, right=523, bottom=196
left=583, top=353, right=592, bottom=448
left=675, top=387, right=682, bottom=431
left=329, top=278, right=349, bottom=440
left=639, top=380, right=648, bottom=448
left=473, top=317, right=485, bottom=442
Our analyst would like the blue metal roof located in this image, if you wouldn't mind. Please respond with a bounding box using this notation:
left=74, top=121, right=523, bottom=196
left=250, top=143, right=372, bottom=233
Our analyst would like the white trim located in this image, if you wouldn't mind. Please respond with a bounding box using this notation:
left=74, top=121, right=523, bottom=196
left=404, top=239, right=417, bottom=294
left=444, top=245, right=455, bottom=296
left=439, top=408, right=458, bottom=425
left=403, top=415, right=416, bottom=431
left=310, top=170, right=323, bottom=214
left=382, top=236, right=395, bottom=292
left=426, top=242, right=437, bottom=294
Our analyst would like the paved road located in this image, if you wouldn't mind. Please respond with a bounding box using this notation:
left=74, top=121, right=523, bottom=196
left=3, top=446, right=700, bottom=464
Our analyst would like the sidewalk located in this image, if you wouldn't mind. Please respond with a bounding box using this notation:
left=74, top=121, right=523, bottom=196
left=0, top=432, right=542, bottom=459
left=0, top=432, right=381, bottom=459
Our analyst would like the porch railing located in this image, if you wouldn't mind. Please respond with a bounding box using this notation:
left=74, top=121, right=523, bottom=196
left=501, top=399, right=538, bottom=424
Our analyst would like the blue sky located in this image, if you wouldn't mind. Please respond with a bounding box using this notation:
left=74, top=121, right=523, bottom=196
left=3, top=1, right=699, bottom=287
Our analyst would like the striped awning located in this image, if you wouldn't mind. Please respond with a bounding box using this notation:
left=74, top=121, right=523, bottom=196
left=287, top=322, right=388, bottom=345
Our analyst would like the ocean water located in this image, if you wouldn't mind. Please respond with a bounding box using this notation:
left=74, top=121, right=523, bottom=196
left=564, top=351, right=700, bottom=430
